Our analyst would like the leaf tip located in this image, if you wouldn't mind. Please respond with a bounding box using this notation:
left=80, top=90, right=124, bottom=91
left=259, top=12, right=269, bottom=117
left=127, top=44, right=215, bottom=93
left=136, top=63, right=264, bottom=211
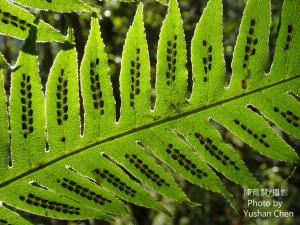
left=169, top=0, right=179, bottom=9
left=135, top=3, right=144, bottom=20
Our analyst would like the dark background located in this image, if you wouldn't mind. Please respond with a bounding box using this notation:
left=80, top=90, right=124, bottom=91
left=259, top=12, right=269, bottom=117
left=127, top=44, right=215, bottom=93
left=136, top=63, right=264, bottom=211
left=0, top=0, right=299, bottom=224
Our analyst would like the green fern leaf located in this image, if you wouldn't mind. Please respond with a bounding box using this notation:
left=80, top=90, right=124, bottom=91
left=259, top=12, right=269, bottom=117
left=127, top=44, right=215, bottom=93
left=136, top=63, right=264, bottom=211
left=190, top=0, right=225, bottom=105
left=91, top=155, right=171, bottom=215
left=105, top=137, right=195, bottom=207
left=9, top=0, right=167, bottom=12
left=230, top=0, right=271, bottom=92
left=0, top=0, right=65, bottom=42
left=138, top=127, right=238, bottom=209
left=8, top=28, right=46, bottom=175
left=155, top=0, right=187, bottom=116
left=46, top=30, right=81, bottom=157
left=80, top=16, right=115, bottom=141
left=0, top=180, right=115, bottom=221
left=211, top=93, right=299, bottom=163
left=119, top=3, right=151, bottom=128
left=0, top=205, right=33, bottom=224
left=269, top=0, right=300, bottom=79
left=249, top=87, right=300, bottom=140
left=11, top=0, right=92, bottom=12
left=0, top=0, right=299, bottom=223
left=30, top=163, right=129, bottom=216
left=152, top=120, right=259, bottom=189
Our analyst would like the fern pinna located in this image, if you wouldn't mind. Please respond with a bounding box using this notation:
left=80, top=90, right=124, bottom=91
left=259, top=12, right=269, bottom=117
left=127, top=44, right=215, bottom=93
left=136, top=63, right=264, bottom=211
left=0, top=0, right=299, bottom=223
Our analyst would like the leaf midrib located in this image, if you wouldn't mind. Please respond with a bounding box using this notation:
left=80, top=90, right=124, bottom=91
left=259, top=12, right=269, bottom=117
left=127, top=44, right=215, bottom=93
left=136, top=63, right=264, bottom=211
left=1, top=74, right=299, bottom=188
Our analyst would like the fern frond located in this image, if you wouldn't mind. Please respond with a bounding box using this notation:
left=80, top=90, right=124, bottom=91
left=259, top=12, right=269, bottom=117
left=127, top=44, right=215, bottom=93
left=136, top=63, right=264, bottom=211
left=230, top=0, right=271, bottom=92
left=0, top=205, right=33, bottom=224
left=155, top=0, right=187, bottom=116
left=119, top=3, right=151, bottom=128
left=0, top=0, right=299, bottom=223
left=269, top=0, right=300, bottom=79
left=9, top=26, right=46, bottom=174
left=0, top=0, right=65, bottom=42
left=190, top=0, right=225, bottom=105
left=11, top=0, right=92, bottom=12
left=46, top=29, right=81, bottom=157
left=80, top=16, right=115, bottom=141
